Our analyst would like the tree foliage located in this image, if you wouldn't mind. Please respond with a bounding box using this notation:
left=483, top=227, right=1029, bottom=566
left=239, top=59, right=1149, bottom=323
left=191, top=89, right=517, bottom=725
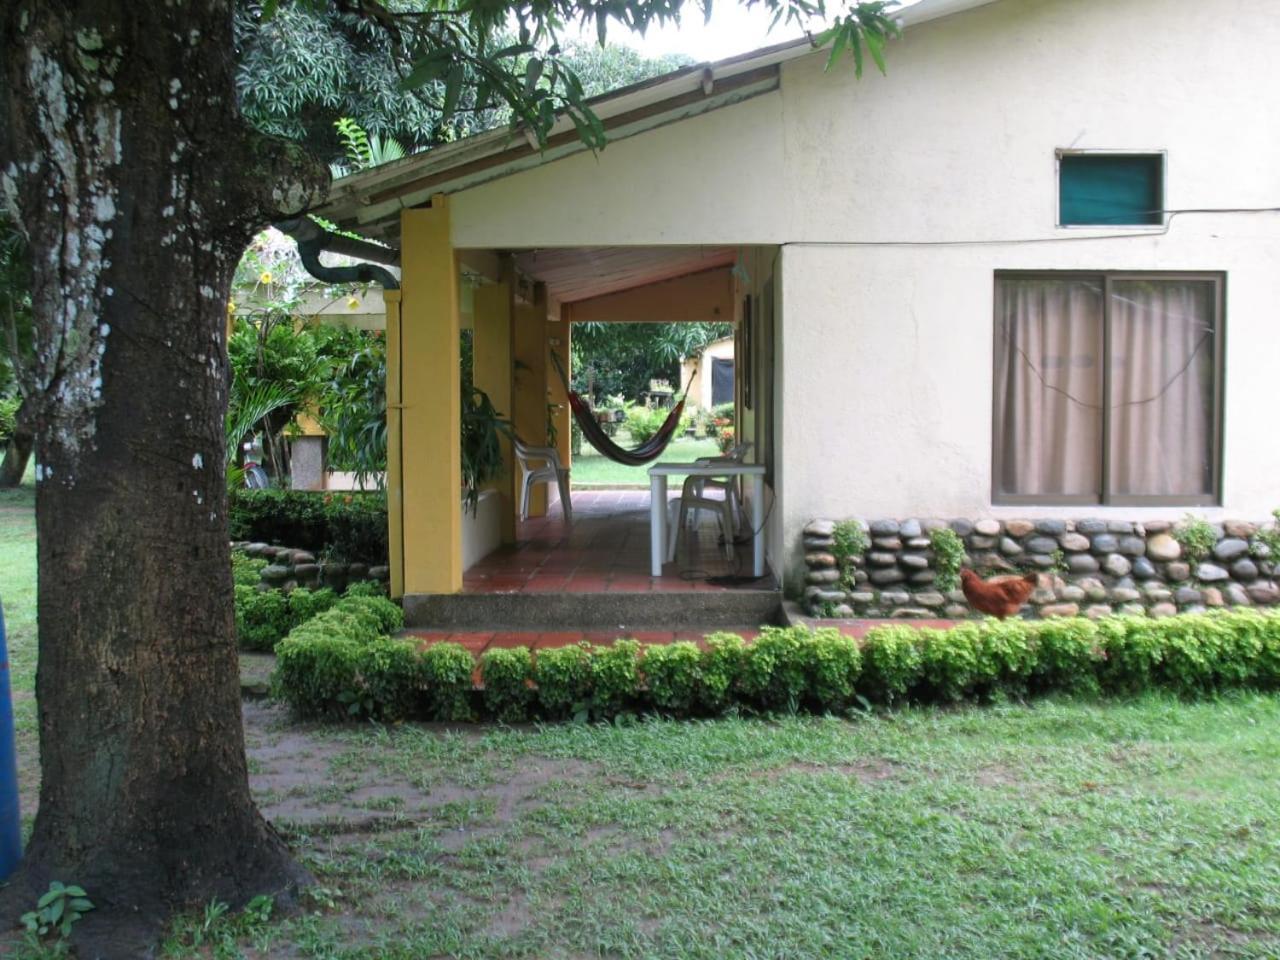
left=571, top=320, right=731, bottom=402
left=236, top=4, right=698, bottom=163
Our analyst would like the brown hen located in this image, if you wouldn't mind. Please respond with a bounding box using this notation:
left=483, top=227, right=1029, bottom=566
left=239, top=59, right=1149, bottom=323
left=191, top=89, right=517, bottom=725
left=959, top=568, right=1039, bottom=619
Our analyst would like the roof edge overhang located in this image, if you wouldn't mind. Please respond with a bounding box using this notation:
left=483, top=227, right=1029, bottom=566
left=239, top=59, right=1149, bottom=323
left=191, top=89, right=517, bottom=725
left=314, top=0, right=1001, bottom=241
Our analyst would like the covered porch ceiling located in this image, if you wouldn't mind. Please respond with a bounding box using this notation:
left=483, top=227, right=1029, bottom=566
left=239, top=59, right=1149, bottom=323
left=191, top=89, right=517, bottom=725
left=509, top=245, right=736, bottom=304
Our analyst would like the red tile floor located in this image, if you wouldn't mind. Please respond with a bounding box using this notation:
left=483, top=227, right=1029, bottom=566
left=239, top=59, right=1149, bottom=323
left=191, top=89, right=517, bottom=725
left=461, top=489, right=775, bottom=595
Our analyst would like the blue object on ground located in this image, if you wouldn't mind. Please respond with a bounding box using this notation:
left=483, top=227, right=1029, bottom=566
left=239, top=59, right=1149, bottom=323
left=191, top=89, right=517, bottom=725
left=0, top=600, right=21, bottom=880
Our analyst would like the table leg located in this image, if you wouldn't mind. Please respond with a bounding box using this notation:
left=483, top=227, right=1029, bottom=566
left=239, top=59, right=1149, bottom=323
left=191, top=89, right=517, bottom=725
left=751, top=474, right=765, bottom=578
left=650, top=473, right=667, bottom=578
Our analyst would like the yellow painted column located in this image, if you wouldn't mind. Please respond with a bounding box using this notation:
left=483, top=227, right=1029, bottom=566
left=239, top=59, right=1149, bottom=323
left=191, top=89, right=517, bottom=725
left=512, top=283, right=549, bottom=517
left=546, top=305, right=571, bottom=471
left=384, top=290, right=406, bottom=599
left=398, top=199, right=462, bottom=594
left=472, top=267, right=516, bottom=543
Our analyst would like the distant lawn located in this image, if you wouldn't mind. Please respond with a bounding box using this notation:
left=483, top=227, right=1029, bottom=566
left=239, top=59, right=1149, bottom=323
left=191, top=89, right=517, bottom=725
left=571, top=434, right=721, bottom=487
left=0, top=461, right=38, bottom=832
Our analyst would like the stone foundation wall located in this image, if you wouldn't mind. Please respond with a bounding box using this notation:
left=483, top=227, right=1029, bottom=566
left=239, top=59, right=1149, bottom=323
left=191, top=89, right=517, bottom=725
left=235, top=541, right=390, bottom=593
left=802, top=518, right=1279, bottom=620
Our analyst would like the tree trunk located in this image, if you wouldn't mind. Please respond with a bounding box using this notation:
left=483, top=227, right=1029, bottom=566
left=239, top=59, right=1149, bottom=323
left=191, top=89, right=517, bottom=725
left=0, top=425, right=32, bottom=487
left=0, top=2, right=327, bottom=954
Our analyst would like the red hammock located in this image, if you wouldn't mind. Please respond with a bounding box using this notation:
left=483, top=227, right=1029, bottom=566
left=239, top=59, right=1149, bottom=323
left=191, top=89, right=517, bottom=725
left=552, top=353, right=690, bottom=466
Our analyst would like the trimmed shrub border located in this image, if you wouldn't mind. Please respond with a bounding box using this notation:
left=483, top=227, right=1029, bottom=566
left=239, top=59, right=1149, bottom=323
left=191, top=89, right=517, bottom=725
left=272, top=609, right=1280, bottom=723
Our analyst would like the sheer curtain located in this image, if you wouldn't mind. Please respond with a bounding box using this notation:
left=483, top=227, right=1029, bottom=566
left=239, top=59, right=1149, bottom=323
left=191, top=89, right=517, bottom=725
left=1107, top=279, right=1216, bottom=497
left=995, top=277, right=1104, bottom=498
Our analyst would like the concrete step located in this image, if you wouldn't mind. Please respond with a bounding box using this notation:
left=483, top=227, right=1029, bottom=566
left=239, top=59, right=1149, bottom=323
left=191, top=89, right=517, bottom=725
left=403, top=588, right=783, bottom=632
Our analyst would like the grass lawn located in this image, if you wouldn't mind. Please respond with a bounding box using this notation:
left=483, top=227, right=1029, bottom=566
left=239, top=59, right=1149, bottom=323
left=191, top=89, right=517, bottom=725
left=3, top=485, right=1280, bottom=958
left=571, top=434, right=720, bottom=487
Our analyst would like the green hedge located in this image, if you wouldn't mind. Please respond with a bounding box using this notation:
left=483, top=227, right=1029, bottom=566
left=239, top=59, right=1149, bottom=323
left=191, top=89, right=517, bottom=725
left=228, top=489, right=387, bottom=564
left=273, top=595, right=408, bottom=719
left=271, top=610, right=1280, bottom=724
left=234, top=584, right=344, bottom=652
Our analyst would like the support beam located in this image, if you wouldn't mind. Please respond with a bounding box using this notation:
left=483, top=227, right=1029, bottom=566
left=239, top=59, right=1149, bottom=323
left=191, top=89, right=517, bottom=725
left=472, top=261, right=516, bottom=543
left=512, top=283, right=549, bottom=517
left=567, top=267, right=733, bottom=324
left=397, top=199, right=462, bottom=594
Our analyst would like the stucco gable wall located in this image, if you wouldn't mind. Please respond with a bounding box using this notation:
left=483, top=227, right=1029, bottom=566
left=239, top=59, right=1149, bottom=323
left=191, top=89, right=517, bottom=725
left=450, top=92, right=788, bottom=249
left=778, top=0, right=1279, bottom=241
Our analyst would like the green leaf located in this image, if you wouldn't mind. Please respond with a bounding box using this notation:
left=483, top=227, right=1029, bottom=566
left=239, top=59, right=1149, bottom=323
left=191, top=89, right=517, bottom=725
left=865, top=29, right=888, bottom=75
left=493, top=43, right=535, bottom=59
left=524, top=57, right=544, bottom=94
left=64, top=886, right=88, bottom=898
left=49, top=899, right=65, bottom=925
left=825, top=28, right=849, bottom=72
left=399, top=50, right=453, bottom=92
left=38, top=889, right=62, bottom=909
left=261, top=0, right=280, bottom=20
left=850, top=33, right=865, bottom=78
left=69, top=898, right=94, bottom=912
left=441, top=64, right=464, bottom=121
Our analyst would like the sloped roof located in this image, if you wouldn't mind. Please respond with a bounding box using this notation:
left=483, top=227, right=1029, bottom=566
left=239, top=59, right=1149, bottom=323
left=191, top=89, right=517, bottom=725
left=313, top=0, right=1003, bottom=243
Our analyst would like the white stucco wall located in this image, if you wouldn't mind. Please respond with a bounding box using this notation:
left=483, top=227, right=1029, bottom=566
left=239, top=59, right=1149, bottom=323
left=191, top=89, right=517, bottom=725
left=444, top=0, right=1280, bottom=585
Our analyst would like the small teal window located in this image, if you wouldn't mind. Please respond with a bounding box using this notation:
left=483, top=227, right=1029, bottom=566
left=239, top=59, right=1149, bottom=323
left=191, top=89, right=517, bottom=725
left=1059, top=154, right=1163, bottom=226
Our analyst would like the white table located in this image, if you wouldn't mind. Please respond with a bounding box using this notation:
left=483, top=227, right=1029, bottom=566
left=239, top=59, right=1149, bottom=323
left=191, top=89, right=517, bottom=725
left=648, top=462, right=767, bottom=578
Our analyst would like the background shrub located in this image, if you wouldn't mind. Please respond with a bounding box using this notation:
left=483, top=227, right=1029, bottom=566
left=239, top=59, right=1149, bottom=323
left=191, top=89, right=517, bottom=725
left=344, top=580, right=388, bottom=598
left=533, top=644, right=592, bottom=719
left=590, top=640, right=641, bottom=717
left=231, top=552, right=268, bottom=587
left=642, top=642, right=701, bottom=716
left=272, top=610, right=1280, bottom=726
left=480, top=646, right=534, bottom=722
left=420, top=643, right=474, bottom=721
left=806, top=628, right=862, bottom=710
left=228, top=489, right=388, bottom=564
left=235, top=586, right=292, bottom=652
left=287, top=586, right=339, bottom=625
left=698, top=633, right=746, bottom=713
left=860, top=626, right=924, bottom=704
left=1027, top=618, right=1103, bottom=694
left=742, top=627, right=810, bottom=712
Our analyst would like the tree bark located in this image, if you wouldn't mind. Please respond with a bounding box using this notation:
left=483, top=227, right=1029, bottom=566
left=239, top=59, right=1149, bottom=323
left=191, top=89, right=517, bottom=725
left=0, top=2, right=327, bottom=954
left=0, top=425, right=32, bottom=486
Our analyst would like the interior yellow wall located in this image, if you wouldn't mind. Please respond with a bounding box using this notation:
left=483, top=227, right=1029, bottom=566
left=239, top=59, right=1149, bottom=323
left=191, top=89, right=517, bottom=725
left=512, top=284, right=549, bottom=516
left=472, top=267, right=516, bottom=543
left=384, top=290, right=405, bottom=598
left=397, top=199, right=463, bottom=594
left=547, top=303, right=571, bottom=470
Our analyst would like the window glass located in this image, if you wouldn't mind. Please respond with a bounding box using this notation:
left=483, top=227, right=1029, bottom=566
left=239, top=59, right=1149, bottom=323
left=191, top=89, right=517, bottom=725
left=994, top=277, right=1103, bottom=498
left=1107, top=279, right=1216, bottom=497
left=994, top=273, right=1220, bottom=504
left=1059, top=154, right=1163, bottom=226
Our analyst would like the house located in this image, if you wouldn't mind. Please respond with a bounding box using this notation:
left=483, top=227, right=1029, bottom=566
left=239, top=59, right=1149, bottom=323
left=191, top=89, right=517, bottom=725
left=305, top=0, right=1280, bottom=626
left=681, top=336, right=735, bottom=413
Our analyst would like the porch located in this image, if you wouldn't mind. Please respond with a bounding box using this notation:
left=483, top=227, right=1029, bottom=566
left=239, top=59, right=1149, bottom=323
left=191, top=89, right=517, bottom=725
left=404, top=489, right=781, bottom=630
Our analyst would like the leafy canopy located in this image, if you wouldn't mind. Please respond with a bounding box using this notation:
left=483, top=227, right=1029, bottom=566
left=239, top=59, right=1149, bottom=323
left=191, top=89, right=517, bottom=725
left=254, top=0, right=902, bottom=154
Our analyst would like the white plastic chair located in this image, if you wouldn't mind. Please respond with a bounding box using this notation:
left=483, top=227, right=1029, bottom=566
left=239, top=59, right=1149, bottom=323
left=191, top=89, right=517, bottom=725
left=687, top=441, right=752, bottom=534
left=514, top=437, right=572, bottom=522
left=666, top=475, right=735, bottom=562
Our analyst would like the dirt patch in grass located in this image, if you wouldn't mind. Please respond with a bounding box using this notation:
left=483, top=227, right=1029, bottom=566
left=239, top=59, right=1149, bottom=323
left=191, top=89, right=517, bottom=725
left=973, top=763, right=1024, bottom=788
left=769, top=759, right=903, bottom=785
left=246, top=701, right=603, bottom=832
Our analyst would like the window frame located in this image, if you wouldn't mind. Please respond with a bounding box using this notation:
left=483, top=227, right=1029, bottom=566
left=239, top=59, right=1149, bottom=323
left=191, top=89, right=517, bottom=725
left=1055, top=149, right=1168, bottom=230
left=991, top=270, right=1225, bottom=508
